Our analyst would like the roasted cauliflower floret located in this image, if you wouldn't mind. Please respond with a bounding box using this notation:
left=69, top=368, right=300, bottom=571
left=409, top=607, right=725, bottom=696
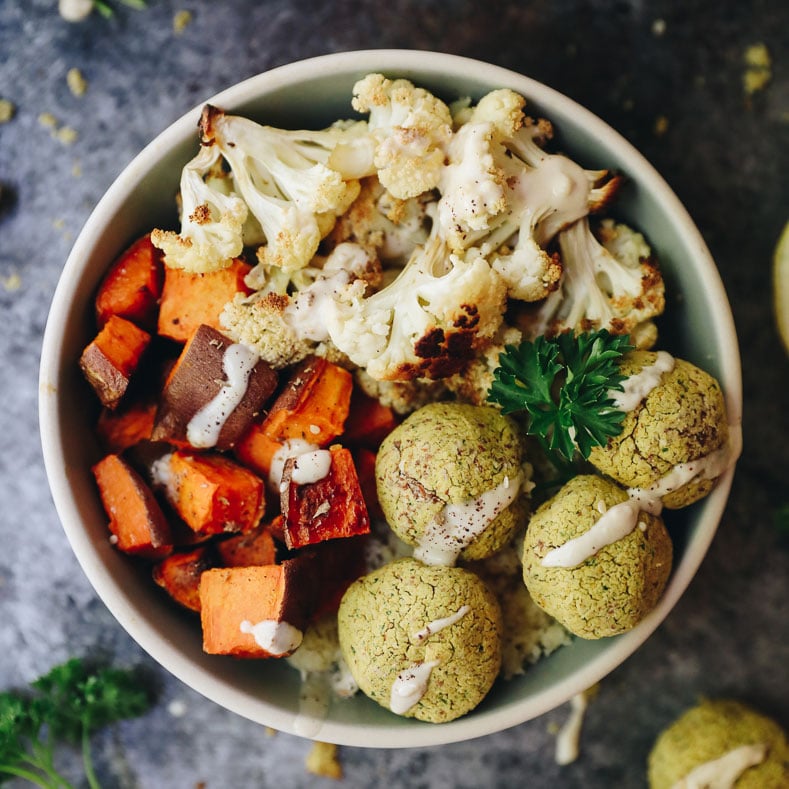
left=151, top=143, right=248, bottom=273
left=326, top=176, right=433, bottom=267
left=325, top=235, right=507, bottom=380
left=435, top=93, right=620, bottom=306
left=199, top=105, right=363, bottom=274
left=351, top=73, right=453, bottom=200
left=519, top=217, right=665, bottom=348
left=219, top=291, right=316, bottom=369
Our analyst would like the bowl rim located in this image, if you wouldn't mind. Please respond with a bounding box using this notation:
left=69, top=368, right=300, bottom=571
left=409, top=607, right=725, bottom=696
left=39, top=48, right=742, bottom=748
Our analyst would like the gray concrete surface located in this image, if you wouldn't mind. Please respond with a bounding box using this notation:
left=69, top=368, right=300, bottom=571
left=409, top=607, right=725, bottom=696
left=1, top=1, right=787, bottom=787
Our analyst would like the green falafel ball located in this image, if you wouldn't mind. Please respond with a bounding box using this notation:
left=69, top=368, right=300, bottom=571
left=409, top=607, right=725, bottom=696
left=522, top=475, right=672, bottom=639
left=337, top=557, right=502, bottom=723
left=588, top=351, right=730, bottom=509
left=648, top=699, right=789, bottom=789
left=375, top=402, right=528, bottom=564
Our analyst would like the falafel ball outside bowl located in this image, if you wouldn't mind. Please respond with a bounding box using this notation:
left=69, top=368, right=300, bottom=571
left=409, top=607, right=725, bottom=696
left=39, top=50, right=741, bottom=748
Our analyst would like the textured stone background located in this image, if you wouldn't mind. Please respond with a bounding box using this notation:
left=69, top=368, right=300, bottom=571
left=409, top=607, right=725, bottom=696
left=1, top=1, right=787, bottom=787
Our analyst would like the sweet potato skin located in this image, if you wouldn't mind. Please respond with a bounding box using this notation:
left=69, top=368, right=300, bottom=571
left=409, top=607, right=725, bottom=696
left=281, top=445, right=370, bottom=549
left=216, top=522, right=277, bottom=567
left=80, top=315, right=152, bottom=410
left=92, top=453, right=172, bottom=558
left=262, top=356, right=353, bottom=445
left=157, top=259, right=253, bottom=343
left=152, top=324, right=277, bottom=450
left=97, top=400, right=157, bottom=452
left=152, top=546, right=215, bottom=611
left=95, top=234, right=164, bottom=331
left=165, top=450, right=265, bottom=535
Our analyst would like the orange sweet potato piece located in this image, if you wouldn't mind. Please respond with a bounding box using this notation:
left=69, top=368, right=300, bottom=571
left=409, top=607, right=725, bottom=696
left=152, top=545, right=216, bottom=612
left=152, top=324, right=277, bottom=451
left=97, top=400, right=157, bottom=452
left=341, top=389, right=398, bottom=449
left=261, top=356, right=353, bottom=445
left=80, top=315, right=152, bottom=409
left=95, top=234, right=164, bottom=331
left=199, top=561, right=312, bottom=657
left=92, top=453, right=172, bottom=558
left=165, top=450, right=265, bottom=535
left=234, top=423, right=283, bottom=480
left=157, top=259, right=253, bottom=343
left=281, top=445, right=370, bottom=550
left=216, top=523, right=277, bottom=568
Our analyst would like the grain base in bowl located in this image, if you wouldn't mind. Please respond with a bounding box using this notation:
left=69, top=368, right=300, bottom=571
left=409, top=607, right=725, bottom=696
left=39, top=50, right=741, bottom=748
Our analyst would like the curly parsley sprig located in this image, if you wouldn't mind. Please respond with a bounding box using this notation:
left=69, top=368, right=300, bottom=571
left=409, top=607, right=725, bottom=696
left=0, top=657, right=154, bottom=789
left=487, top=330, right=634, bottom=462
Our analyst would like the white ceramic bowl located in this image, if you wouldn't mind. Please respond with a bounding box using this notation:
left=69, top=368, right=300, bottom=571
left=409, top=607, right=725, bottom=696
left=39, top=50, right=741, bottom=747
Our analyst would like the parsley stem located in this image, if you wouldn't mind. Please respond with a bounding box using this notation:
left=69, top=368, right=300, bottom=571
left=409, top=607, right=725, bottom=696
left=0, top=763, right=55, bottom=788
left=82, top=727, right=101, bottom=789
left=27, top=740, right=74, bottom=789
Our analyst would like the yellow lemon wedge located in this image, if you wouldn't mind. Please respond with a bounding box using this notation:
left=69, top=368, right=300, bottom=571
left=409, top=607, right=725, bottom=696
left=774, top=221, right=789, bottom=355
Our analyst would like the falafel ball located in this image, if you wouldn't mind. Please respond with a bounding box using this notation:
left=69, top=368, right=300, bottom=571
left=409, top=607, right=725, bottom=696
left=588, top=351, right=730, bottom=509
left=648, top=699, right=789, bottom=789
left=337, top=557, right=502, bottom=723
left=522, top=474, right=672, bottom=639
left=375, top=402, right=528, bottom=565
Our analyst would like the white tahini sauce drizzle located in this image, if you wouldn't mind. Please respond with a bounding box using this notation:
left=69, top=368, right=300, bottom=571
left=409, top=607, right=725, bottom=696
left=268, top=438, right=320, bottom=491
left=412, top=605, right=471, bottom=642
left=541, top=499, right=642, bottom=568
left=186, top=343, right=259, bottom=448
left=389, top=661, right=439, bottom=715
left=628, top=422, right=743, bottom=516
left=541, top=423, right=743, bottom=567
left=150, top=453, right=177, bottom=498
left=414, top=474, right=522, bottom=566
left=609, top=351, right=675, bottom=412
left=670, top=742, right=768, bottom=789
left=290, top=449, right=332, bottom=485
left=240, top=619, right=303, bottom=657
left=555, top=692, right=589, bottom=766
left=293, top=671, right=330, bottom=738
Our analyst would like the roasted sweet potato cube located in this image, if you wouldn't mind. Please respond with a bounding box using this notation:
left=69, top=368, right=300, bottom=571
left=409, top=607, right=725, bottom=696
left=95, top=234, right=164, bottom=331
left=97, top=399, right=157, bottom=452
left=164, top=450, right=265, bottom=535
left=304, top=534, right=368, bottom=620
left=152, top=324, right=277, bottom=450
left=199, top=561, right=311, bottom=657
left=80, top=315, right=152, bottom=409
left=92, top=453, right=172, bottom=558
left=281, top=445, right=370, bottom=550
left=216, top=523, right=277, bottom=567
left=341, top=389, right=398, bottom=449
left=157, top=259, right=253, bottom=343
left=234, top=422, right=283, bottom=481
left=152, top=545, right=216, bottom=612
left=261, top=356, right=353, bottom=445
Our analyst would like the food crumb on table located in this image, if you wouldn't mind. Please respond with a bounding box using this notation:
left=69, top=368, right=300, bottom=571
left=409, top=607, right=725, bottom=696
left=305, top=741, right=343, bottom=780
left=66, top=67, right=88, bottom=97
left=743, top=43, right=772, bottom=95
left=173, top=9, right=192, bottom=34
left=0, top=99, right=14, bottom=123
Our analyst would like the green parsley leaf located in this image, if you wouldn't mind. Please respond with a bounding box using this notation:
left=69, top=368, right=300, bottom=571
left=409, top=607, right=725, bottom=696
left=488, top=329, right=634, bottom=462
left=1, top=657, right=154, bottom=789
